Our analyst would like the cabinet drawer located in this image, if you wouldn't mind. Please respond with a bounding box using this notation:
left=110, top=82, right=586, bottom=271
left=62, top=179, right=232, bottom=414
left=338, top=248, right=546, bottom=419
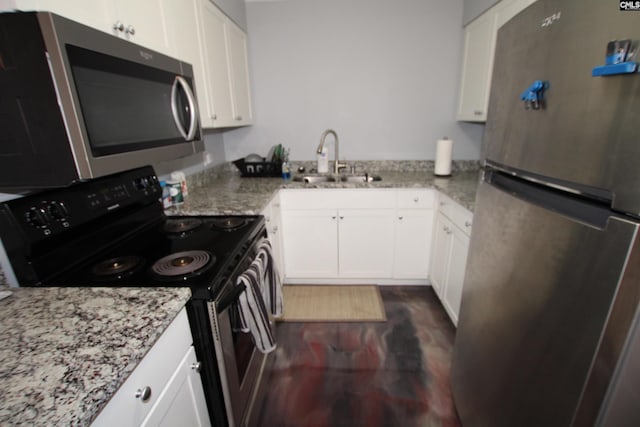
left=397, top=189, right=436, bottom=209
left=440, top=195, right=473, bottom=236
left=280, top=189, right=396, bottom=209
left=91, top=308, right=192, bottom=427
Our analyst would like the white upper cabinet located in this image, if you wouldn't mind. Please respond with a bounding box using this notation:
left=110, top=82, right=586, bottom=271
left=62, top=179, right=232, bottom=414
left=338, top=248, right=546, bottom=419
left=456, top=0, right=538, bottom=122
left=199, top=1, right=234, bottom=127
left=1, top=0, right=254, bottom=130
left=456, top=10, right=497, bottom=122
left=3, top=0, right=172, bottom=54
left=198, top=1, right=253, bottom=128
left=226, top=22, right=253, bottom=125
left=109, top=0, right=170, bottom=54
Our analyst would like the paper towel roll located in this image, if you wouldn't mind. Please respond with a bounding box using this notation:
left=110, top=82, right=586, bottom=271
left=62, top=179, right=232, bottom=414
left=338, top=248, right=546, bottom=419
left=434, top=137, right=453, bottom=176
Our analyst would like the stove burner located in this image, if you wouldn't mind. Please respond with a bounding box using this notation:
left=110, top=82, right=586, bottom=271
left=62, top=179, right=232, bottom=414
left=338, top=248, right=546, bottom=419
left=151, top=250, right=214, bottom=277
left=210, top=217, right=247, bottom=231
left=91, top=256, right=145, bottom=279
left=163, top=218, right=203, bottom=234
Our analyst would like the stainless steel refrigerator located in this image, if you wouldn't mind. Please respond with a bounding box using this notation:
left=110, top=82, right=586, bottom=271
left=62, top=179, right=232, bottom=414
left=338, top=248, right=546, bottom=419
left=451, top=1, right=640, bottom=426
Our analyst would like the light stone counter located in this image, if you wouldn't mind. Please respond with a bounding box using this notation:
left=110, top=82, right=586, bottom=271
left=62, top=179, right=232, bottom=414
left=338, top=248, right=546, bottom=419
left=168, top=164, right=480, bottom=216
left=0, top=287, right=191, bottom=426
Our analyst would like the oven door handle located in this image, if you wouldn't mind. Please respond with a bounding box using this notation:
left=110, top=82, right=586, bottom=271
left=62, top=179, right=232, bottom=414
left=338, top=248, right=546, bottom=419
left=216, top=282, right=246, bottom=314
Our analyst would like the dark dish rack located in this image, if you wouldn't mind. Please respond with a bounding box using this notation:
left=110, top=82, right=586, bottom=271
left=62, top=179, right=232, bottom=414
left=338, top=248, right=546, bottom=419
left=233, top=158, right=282, bottom=177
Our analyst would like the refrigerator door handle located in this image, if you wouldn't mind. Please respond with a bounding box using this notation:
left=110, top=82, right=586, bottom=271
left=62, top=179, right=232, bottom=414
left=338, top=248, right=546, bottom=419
left=487, top=170, right=612, bottom=229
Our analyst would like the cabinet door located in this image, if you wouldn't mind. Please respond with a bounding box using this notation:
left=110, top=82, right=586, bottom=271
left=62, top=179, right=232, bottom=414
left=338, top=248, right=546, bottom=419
left=338, top=209, right=395, bottom=278
left=393, top=209, right=434, bottom=279
left=281, top=210, right=338, bottom=278
left=30, top=0, right=112, bottom=31
left=456, top=0, right=538, bottom=122
left=91, top=309, right=192, bottom=427
left=456, top=10, right=497, bottom=122
left=226, top=21, right=252, bottom=126
left=442, top=225, right=470, bottom=326
left=162, top=0, right=211, bottom=127
left=199, top=0, right=234, bottom=126
left=430, top=213, right=452, bottom=299
left=263, top=196, right=285, bottom=283
left=140, top=347, right=210, bottom=427
left=111, top=0, right=169, bottom=53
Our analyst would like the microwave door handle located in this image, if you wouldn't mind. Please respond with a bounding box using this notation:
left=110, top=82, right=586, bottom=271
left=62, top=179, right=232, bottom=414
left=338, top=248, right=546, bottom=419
left=170, top=76, right=199, bottom=141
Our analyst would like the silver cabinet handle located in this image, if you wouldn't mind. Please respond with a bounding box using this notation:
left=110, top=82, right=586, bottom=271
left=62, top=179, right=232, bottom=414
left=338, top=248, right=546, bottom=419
left=272, top=226, right=278, bottom=233
left=439, top=201, right=445, bottom=206
left=331, top=216, right=337, bottom=220
left=191, top=362, right=202, bottom=373
left=171, top=76, right=199, bottom=141
left=212, top=114, right=217, bottom=120
left=465, top=221, right=472, bottom=227
left=235, top=115, right=242, bottom=121
left=113, top=21, right=124, bottom=32
left=413, top=198, right=419, bottom=203
left=398, top=216, right=403, bottom=220
left=473, top=110, right=483, bottom=116
left=339, top=216, right=344, bottom=220
left=125, top=25, right=135, bottom=35
left=135, top=386, right=152, bottom=402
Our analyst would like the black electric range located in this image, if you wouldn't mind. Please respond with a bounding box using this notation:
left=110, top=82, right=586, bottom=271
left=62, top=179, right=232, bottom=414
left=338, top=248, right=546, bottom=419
left=0, top=166, right=264, bottom=298
left=0, top=166, right=269, bottom=427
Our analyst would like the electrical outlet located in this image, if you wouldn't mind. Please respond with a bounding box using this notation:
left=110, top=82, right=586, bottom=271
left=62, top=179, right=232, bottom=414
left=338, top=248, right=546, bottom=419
left=203, top=152, right=212, bottom=166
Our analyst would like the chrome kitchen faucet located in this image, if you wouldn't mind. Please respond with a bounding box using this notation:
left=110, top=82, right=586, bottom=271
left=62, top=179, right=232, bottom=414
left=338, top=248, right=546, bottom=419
left=317, top=129, right=347, bottom=174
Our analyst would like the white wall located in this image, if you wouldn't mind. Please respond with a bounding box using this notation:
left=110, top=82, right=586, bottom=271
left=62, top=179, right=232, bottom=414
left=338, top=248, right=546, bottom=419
left=154, top=131, right=227, bottom=180
left=223, top=0, right=484, bottom=162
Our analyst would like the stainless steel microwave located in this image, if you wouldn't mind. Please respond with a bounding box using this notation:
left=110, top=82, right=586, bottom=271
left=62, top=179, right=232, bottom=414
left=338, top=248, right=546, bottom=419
left=0, top=12, right=203, bottom=190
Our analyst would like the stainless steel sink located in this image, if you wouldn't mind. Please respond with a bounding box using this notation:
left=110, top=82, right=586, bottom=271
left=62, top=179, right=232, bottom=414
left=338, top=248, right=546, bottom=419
left=292, top=175, right=336, bottom=183
left=340, top=174, right=382, bottom=183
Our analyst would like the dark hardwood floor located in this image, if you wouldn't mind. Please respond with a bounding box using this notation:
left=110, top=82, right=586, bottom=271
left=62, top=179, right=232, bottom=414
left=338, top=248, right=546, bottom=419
left=253, top=286, right=461, bottom=427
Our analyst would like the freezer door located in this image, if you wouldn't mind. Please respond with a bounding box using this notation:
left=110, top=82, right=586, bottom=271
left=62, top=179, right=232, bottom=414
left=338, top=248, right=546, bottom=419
left=451, top=178, right=639, bottom=427
left=483, top=0, right=640, bottom=214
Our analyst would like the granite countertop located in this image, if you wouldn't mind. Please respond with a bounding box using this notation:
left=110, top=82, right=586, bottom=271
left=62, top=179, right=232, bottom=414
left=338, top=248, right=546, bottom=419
left=0, top=287, right=191, bottom=426
left=168, top=165, right=480, bottom=216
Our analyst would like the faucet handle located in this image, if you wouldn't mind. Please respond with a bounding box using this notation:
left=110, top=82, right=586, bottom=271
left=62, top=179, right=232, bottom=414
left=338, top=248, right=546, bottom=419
left=335, top=161, right=348, bottom=173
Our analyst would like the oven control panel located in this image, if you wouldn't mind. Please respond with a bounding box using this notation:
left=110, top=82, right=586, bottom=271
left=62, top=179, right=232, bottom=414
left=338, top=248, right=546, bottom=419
left=0, top=166, right=162, bottom=241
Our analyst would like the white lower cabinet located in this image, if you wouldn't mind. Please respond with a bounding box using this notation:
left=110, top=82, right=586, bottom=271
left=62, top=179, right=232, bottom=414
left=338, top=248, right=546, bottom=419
left=393, top=209, right=435, bottom=279
left=280, top=189, right=435, bottom=283
left=338, top=209, right=395, bottom=278
left=393, top=189, right=436, bottom=279
left=91, top=308, right=210, bottom=427
left=430, top=195, right=473, bottom=326
left=140, top=347, right=210, bottom=427
left=262, top=193, right=285, bottom=283
left=281, top=209, right=338, bottom=278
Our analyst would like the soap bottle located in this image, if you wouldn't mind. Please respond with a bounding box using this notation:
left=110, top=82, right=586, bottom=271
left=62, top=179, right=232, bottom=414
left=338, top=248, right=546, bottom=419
left=281, top=148, right=291, bottom=180
left=317, top=147, right=329, bottom=173
left=159, top=181, right=172, bottom=208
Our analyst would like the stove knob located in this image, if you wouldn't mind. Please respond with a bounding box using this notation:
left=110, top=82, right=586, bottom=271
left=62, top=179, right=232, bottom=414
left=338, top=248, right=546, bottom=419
left=26, top=207, right=50, bottom=228
left=48, top=201, right=69, bottom=221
